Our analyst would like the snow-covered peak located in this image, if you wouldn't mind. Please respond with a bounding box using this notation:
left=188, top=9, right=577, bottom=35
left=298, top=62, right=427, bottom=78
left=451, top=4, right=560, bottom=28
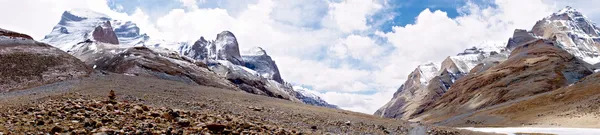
left=43, top=9, right=156, bottom=51
left=292, top=86, right=339, bottom=108
left=555, top=6, right=579, bottom=16
left=416, top=63, right=439, bottom=84
left=242, top=47, right=268, bottom=56
left=531, top=6, right=600, bottom=64
left=214, top=31, right=243, bottom=65
left=181, top=31, right=244, bottom=65
left=292, top=86, right=322, bottom=101
left=64, top=9, right=110, bottom=20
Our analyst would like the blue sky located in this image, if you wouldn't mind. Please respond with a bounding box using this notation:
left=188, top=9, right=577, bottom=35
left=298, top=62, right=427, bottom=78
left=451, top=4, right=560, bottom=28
left=2, top=0, right=599, bottom=114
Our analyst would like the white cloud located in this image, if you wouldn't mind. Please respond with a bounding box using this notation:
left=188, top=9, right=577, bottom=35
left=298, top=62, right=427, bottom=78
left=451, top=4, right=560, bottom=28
left=329, top=35, right=383, bottom=62
left=270, top=0, right=327, bottom=27
left=156, top=8, right=235, bottom=41
left=324, top=0, right=383, bottom=33
left=276, top=56, right=373, bottom=93
left=379, top=0, right=554, bottom=64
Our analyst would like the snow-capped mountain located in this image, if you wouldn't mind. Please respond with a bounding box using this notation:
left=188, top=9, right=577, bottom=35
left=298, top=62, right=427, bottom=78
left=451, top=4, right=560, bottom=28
left=241, top=47, right=284, bottom=83
left=375, top=45, right=508, bottom=119
left=41, top=9, right=337, bottom=108
left=178, top=31, right=243, bottom=66
left=531, top=6, right=600, bottom=64
left=41, top=9, right=175, bottom=51
left=179, top=31, right=337, bottom=108
left=293, top=86, right=339, bottom=109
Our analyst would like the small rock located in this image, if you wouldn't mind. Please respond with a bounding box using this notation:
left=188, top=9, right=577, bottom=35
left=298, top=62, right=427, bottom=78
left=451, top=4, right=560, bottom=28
left=36, top=120, right=44, bottom=126
left=311, top=126, right=318, bottom=130
left=133, top=105, right=144, bottom=113
left=177, top=118, right=191, bottom=127
left=205, top=124, right=226, bottom=132
left=345, top=121, right=351, bottom=126
left=108, top=90, right=116, bottom=100
left=50, top=126, right=64, bottom=133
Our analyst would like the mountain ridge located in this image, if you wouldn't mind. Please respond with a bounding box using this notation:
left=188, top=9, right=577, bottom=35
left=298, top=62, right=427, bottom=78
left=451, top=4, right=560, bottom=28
left=39, top=9, right=337, bottom=108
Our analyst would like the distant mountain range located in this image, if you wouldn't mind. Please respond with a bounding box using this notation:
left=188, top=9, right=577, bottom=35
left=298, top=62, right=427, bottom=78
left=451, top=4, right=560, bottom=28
left=6, top=9, right=337, bottom=108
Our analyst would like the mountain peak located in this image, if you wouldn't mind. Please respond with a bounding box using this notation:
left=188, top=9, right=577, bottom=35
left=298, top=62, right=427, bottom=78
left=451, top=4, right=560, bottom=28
left=416, top=63, right=439, bottom=84
left=91, top=21, right=119, bottom=44
left=214, top=31, right=243, bottom=65
left=556, top=6, right=577, bottom=15
left=59, top=9, right=109, bottom=25
left=217, top=31, right=235, bottom=38
left=546, top=6, right=586, bottom=21
left=65, top=9, right=109, bottom=19
left=243, top=47, right=268, bottom=56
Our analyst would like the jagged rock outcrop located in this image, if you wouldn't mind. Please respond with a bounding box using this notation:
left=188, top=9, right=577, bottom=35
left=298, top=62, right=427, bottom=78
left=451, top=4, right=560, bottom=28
left=415, top=39, right=593, bottom=123
left=506, top=29, right=537, bottom=50
left=0, top=28, right=91, bottom=92
left=91, top=21, right=119, bottom=44
left=180, top=31, right=243, bottom=65
left=181, top=37, right=210, bottom=61
left=242, top=47, right=284, bottom=83
left=214, top=31, right=243, bottom=65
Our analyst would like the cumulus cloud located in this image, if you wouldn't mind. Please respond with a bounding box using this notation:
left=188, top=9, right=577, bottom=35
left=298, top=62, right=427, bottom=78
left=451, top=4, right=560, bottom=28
left=324, top=0, right=383, bottom=33
left=329, top=35, right=384, bottom=62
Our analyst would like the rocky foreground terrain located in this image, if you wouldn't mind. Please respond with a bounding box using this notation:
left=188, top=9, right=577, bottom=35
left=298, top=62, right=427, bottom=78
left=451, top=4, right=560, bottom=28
left=0, top=74, right=491, bottom=134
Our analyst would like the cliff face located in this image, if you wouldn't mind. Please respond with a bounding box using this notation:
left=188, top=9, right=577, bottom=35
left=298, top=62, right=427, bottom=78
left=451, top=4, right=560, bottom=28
left=91, top=21, right=119, bottom=44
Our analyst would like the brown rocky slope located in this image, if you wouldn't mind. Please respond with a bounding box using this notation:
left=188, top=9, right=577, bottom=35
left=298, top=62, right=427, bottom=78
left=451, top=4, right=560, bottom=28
left=414, top=39, right=593, bottom=124
left=0, top=28, right=91, bottom=92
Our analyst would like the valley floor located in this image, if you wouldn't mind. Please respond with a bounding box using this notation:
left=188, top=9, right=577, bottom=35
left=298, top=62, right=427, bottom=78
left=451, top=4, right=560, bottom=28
left=0, top=73, right=489, bottom=134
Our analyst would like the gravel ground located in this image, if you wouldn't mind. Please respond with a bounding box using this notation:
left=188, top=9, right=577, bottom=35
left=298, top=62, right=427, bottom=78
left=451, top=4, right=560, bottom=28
left=0, top=73, right=493, bottom=134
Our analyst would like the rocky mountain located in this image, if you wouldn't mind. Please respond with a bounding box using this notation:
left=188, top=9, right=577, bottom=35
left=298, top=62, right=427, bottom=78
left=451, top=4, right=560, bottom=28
left=179, top=31, right=337, bottom=108
left=40, top=9, right=336, bottom=108
left=415, top=39, right=592, bottom=123
left=42, top=9, right=156, bottom=51
left=0, top=28, right=91, bottom=92
left=241, top=47, right=284, bottom=83
left=530, top=6, right=600, bottom=64
left=375, top=46, right=508, bottom=120
left=377, top=7, right=600, bottom=126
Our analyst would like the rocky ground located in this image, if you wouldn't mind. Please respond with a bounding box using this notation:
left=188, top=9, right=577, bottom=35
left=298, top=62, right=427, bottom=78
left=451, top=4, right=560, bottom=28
left=0, top=73, right=492, bottom=134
